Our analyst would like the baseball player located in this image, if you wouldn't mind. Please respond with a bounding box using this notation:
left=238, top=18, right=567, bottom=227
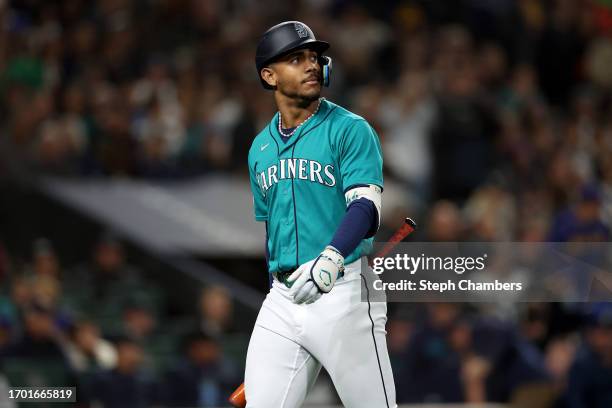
left=245, top=21, right=396, bottom=407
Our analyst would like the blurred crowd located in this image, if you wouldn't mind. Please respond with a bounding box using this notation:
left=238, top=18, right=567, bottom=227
left=2, top=0, right=612, bottom=407
left=0, top=234, right=244, bottom=407
left=1, top=231, right=611, bottom=407
left=387, top=301, right=612, bottom=407
left=2, top=0, right=612, bottom=233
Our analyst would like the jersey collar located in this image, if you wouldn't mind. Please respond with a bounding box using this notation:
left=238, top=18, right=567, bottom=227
left=269, top=99, right=331, bottom=154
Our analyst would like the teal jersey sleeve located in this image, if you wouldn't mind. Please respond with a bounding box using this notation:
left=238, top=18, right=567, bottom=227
left=248, top=151, right=268, bottom=221
left=338, top=119, right=384, bottom=191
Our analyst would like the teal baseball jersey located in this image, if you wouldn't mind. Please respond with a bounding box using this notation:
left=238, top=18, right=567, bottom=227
left=248, top=99, right=383, bottom=273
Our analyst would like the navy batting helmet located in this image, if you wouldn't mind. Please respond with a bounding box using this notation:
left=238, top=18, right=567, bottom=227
left=256, top=21, right=332, bottom=90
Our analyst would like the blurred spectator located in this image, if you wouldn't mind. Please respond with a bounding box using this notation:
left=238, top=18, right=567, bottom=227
left=430, top=27, right=497, bottom=203
left=198, top=285, right=234, bottom=339
left=586, top=38, right=612, bottom=90
left=387, top=305, right=420, bottom=395
left=3, top=303, right=66, bottom=361
left=0, top=302, right=75, bottom=390
left=379, top=70, right=436, bottom=205
left=332, top=4, right=392, bottom=85
left=27, top=238, right=60, bottom=278
left=395, top=303, right=465, bottom=402
left=122, top=301, right=157, bottom=343
left=162, top=331, right=240, bottom=407
left=92, top=83, right=139, bottom=176
left=4, top=276, right=32, bottom=324
left=89, top=337, right=157, bottom=408
left=548, top=184, right=610, bottom=242
left=32, top=116, right=87, bottom=175
left=65, top=232, right=162, bottom=333
left=477, top=42, right=508, bottom=94
left=546, top=149, right=583, bottom=210
left=30, top=274, right=62, bottom=312
left=118, top=298, right=174, bottom=372
left=564, top=303, right=612, bottom=408
left=426, top=200, right=465, bottom=241
left=516, top=188, right=553, bottom=242
left=132, top=74, right=184, bottom=178
left=464, top=184, right=517, bottom=241
left=544, top=334, right=578, bottom=398
left=3, top=272, right=71, bottom=335
left=63, top=320, right=117, bottom=373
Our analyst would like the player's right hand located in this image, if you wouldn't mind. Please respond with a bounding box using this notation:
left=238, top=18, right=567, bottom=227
left=287, top=259, right=322, bottom=304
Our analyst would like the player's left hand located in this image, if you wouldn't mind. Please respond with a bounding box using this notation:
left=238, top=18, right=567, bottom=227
left=287, top=258, right=321, bottom=304
left=287, top=246, right=344, bottom=304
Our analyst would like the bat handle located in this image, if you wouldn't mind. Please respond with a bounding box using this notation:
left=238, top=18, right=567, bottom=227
left=228, top=382, right=246, bottom=408
left=376, top=218, right=416, bottom=258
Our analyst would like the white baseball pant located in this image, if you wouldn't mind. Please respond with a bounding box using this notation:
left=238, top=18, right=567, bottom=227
left=244, top=258, right=397, bottom=408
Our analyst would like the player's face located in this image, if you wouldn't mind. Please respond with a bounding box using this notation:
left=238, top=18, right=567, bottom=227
left=266, top=49, right=322, bottom=101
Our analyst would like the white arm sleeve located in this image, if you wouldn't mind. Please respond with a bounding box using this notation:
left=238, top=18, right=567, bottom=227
left=344, top=184, right=382, bottom=229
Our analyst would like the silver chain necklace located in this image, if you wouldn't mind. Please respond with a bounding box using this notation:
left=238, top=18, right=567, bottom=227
left=278, top=98, right=323, bottom=138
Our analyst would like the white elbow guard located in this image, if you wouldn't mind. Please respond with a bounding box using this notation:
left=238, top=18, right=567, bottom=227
left=345, top=184, right=382, bottom=229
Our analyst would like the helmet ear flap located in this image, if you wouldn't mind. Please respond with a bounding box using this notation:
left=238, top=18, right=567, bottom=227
left=319, top=56, right=332, bottom=87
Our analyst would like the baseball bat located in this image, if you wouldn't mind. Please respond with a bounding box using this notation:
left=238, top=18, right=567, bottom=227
left=375, top=217, right=417, bottom=259
left=228, top=217, right=417, bottom=408
left=228, top=383, right=246, bottom=408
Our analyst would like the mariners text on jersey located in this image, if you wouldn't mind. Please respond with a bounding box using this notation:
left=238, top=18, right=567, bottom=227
left=257, top=159, right=336, bottom=194
left=248, top=99, right=384, bottom=273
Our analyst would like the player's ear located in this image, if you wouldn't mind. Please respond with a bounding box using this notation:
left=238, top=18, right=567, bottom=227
left=260, top=67, right=277, bottom=88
